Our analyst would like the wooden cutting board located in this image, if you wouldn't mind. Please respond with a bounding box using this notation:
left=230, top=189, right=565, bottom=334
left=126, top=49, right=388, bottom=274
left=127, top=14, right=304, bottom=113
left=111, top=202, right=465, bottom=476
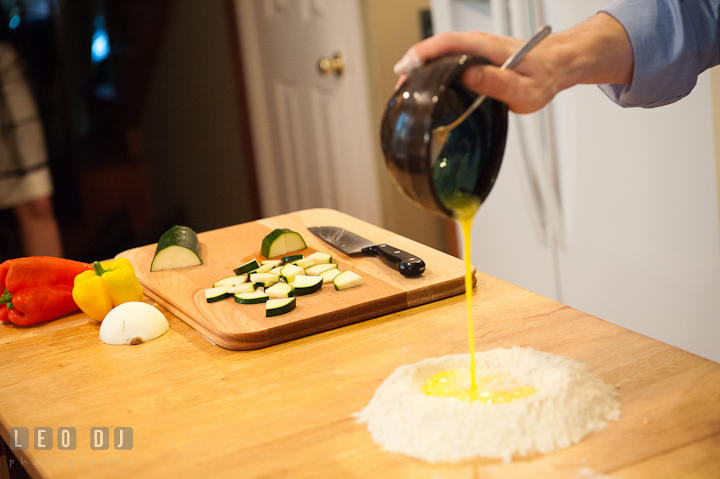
left=118, top=208, right=473, bottom=350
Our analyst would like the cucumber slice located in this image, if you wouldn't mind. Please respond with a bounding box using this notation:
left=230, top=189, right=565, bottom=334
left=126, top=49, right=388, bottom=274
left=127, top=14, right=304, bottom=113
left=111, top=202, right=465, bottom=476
left=266, top=297, right=296, bottom=317
left=304, top=263, right=338, bottom=276
left=319, top=268, right=341, bottom=284
left=280, top=263, right=304, bottom=283
left=234, top=291, right=269, bottom=304
left=261, top=259, right=283, bottom=267
left=281, top=254, right=303, bottom=264
left=333, top=271, right=363, bottom=291
left=228, top=283, right=257, bottom=295
left=290, top=275, right=323, bottom=296
left=250, top=273, right=280, bottom=287
left=205, top=285, right=231, bottom=303
left=292, top=257, right=315, bottom=269
left=265, top=282, right=294, bottom=298
left=306, top=252, right=332, bottom=264
left=233, top=259, right=260, bottom=275
left=213, top=274, right=248, bottom=287
left=261, top=229, right=307, bottom=259
left=151, top=225, right=202, bottom=271
left=247, top=263, right=274, bottom=274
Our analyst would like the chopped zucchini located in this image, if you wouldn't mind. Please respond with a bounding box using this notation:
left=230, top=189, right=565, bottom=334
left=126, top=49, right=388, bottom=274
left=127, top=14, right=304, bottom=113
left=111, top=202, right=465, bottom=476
left=213, top=274, right=248, bottom=287
left=234, top=291, right=269, bottom=304
left=306, top=252, right=332, bottom=264
left=151, top=225, right=202, bottom=272
left=290, top=275, right=323, bottom=296
left=205, top=285, right=231, bottom=303
left=261, top=229, right=307, bottom=259
left=250, top=273, right=280, bottom=287
left=265, top=282, right=294, bottom=298
left=266, top=297, right=296, bottom=317
left=228, top=283, right=257, bottom=295
left=281, top=254, right=303, bottom=264
left=233, top=259, right=260, bottom=275
left=319, top=268, right=341, bottom=284
left=292, top=257, right=315, bottom=269
left=269, top=266, right=283, bottom=275
left=261, top=259, right=283, bottom=267
left=333, top=271, right=363, bottom=291
left=280, top=263, right=304, bottom=283
left=304, top=263, right=338, bottom=276
left=247, top=263, right=274, bottom=274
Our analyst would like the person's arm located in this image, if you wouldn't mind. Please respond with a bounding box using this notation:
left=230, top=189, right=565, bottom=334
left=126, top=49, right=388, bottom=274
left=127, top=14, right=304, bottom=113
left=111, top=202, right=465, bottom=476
left=599, top=0, right=720, bottom=107
left=394, top=13, right=633, bottom=114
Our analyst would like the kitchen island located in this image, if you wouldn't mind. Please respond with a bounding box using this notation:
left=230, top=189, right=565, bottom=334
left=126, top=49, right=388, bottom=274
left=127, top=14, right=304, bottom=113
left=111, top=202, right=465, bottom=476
left=1, top=213, right=719, bottom=478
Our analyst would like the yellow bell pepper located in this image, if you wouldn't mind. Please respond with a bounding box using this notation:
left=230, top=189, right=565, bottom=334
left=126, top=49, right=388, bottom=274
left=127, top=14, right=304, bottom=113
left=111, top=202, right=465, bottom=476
left=72, top=258, right=144, bottom=322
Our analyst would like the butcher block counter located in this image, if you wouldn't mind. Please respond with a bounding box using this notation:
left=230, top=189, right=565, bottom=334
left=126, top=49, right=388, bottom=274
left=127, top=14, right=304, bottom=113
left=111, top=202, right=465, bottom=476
left=1, top=209, right=719, bottom=479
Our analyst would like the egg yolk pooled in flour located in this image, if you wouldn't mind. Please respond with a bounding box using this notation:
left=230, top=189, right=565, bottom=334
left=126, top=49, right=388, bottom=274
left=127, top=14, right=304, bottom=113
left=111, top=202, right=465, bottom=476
left=423, top=369, right=537, bottom=404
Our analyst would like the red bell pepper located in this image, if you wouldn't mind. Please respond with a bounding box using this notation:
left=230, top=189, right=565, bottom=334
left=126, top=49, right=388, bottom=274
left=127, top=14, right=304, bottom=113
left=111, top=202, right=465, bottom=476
left=0, top=257, right=92, bottom=325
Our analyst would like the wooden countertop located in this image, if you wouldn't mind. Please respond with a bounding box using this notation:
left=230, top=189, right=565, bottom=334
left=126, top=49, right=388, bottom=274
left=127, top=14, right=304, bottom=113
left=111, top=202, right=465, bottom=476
left=1, top=251, right=719, bottom=477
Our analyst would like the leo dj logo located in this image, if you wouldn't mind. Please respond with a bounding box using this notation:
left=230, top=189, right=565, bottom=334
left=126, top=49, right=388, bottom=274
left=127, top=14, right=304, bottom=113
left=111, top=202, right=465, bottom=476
left=9, top=427, right=133, bottom=450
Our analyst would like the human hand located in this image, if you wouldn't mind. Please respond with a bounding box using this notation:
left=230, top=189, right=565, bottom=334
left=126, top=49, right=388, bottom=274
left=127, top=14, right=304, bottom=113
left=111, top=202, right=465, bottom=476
left=393, top=30, right=564, bottom=114
left=393, top=15, right=633, bottom=114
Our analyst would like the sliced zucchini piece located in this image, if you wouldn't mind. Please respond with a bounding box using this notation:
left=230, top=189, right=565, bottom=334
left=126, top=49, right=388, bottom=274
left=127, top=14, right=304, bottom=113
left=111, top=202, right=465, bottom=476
left=261, top=229, right=307, bottom=259
left=290, top=275, right=323, bottom=296
left=205, top=285, right=231, bottom=303
left=266, top=297, right=296, bottom=317
left=319, top=268, right=341, bottom=284
left=227, top=283, right=257, bottom=295
left=292, top=257, right=315, bottom=269
left=213, top=274, right=248, bottom=287
left=233, top=259, right=260, bottom=275
left=234, top=291, right=269, bottom=304
left=280, top=263, right=304, bottom=283
left=261, top=259, right=283, bottom=267
left=304, top=263, right=338, bottom=276
left=333, top=271, right=363, bottom=291
left=247, top=263, right=274, bottom=274
left=281, top=254, right=303, bottom=264
left=265, top=282, right=294, bottom=299
left=250, top=273, right=280, bottom=287
left=306, top=252, right=332, bottom=264
left=269, top=266, right=283, bottom=275
left=151, top=225, right=202, bottom=272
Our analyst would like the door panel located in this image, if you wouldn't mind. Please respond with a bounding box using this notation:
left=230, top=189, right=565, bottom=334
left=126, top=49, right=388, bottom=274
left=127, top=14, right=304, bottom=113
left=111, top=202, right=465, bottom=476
left=237, top=0, right=380, bottom=223
left=309, top=90, right=340, bottom=207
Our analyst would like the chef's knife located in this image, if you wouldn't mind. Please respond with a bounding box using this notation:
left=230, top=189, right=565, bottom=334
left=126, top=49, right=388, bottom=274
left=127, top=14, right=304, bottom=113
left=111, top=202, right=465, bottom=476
left=308, top=226, right=425, bottom=277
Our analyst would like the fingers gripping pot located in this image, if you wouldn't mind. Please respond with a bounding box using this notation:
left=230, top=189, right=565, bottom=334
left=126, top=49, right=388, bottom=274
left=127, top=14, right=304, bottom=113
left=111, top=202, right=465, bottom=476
left=381, top=56, right=508, bottom=219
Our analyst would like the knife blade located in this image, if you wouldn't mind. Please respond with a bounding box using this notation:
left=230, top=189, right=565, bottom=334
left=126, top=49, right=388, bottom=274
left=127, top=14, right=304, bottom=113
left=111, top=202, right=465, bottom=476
left=308, top=226, right=425, bottom=277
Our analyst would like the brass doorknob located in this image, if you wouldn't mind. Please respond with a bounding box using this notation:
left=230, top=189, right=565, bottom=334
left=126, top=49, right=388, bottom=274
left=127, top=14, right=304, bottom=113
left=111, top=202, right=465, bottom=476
left=317, top=53, right=344, bottom=77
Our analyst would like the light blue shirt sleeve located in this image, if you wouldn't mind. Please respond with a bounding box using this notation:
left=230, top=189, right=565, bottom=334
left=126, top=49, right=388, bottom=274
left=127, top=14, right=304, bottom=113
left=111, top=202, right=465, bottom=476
left=598, top=0, right=720, bottom=108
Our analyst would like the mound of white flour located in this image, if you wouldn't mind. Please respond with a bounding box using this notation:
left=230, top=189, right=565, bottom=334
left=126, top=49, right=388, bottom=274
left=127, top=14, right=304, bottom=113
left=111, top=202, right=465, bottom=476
left=354, top=347, right=620, bottom=463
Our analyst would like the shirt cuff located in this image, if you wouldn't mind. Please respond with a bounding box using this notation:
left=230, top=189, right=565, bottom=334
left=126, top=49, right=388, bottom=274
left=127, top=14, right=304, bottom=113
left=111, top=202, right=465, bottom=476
left=598, top=0, right=696, bottom=108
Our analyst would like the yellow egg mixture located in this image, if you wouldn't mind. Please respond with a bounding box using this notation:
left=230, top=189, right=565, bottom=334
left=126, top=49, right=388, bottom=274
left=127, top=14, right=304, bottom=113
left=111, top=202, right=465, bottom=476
left=422, top=195, right=537, bottom=403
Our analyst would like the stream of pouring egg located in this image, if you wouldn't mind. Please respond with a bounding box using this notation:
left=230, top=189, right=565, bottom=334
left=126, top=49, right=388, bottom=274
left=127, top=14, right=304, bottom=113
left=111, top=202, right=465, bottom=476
left=422, top=201, right=537, bottom=403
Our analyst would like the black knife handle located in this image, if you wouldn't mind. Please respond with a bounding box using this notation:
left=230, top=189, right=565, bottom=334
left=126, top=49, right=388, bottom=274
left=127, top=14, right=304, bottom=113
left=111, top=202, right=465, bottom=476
left=361, top=244, right=426, bottom=276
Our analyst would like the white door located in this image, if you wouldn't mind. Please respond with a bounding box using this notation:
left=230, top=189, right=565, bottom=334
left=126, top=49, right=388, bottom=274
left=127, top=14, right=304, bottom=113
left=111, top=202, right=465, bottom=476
left=233, top=0, right=381, bottom=225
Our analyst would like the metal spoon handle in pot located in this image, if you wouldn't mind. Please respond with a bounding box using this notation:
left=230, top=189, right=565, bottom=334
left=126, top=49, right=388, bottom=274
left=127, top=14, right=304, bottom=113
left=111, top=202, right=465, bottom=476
left=502, top=24, right=552, bottom=70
